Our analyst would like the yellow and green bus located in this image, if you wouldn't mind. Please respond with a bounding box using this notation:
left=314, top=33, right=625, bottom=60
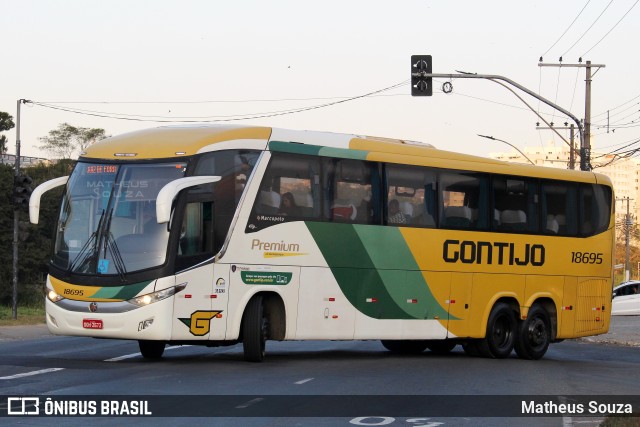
left=29, top=125, right=614, bottom=361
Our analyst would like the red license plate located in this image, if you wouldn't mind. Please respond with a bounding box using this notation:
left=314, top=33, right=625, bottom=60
left=83, top=319, right=103, bottom=329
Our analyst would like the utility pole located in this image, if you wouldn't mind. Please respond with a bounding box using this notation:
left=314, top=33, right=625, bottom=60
left=616, top=197, right=634, bottom=282
left=12, top=99, right=30, bottom=319
left=538, top=60, right=605, bottom=171
left=12, top=100, right=23, bottom=319
left=535, top=123, right=576, bottom=169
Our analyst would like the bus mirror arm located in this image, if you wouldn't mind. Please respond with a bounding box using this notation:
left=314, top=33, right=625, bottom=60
left=156, top=176, right=221, bottom=224
left=29, top=176, right=70, bottom=225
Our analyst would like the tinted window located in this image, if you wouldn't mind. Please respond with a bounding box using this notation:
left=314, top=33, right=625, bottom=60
left=541, top=181, right=578, bottom=236
left=385, top=164, right=437, bottom=227
left=324, top=158, right=380, bottom=225
left=493, top=176, right=539, bottom=233
left=439, top=171, right=489, bottom=230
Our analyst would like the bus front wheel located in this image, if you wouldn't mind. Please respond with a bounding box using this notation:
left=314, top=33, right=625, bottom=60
left=514, top=304, right=551, bottom=360
left=138, top=340, right=165, bottom=359
left=243, top=296, right=269, bottom=362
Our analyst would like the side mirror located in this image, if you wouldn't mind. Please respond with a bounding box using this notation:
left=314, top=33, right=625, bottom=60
left=156, top=176, right=221, bottom=224
left=29, top=176, right=70, bottom=224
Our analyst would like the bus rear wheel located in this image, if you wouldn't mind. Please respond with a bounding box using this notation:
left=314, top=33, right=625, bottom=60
left=381, top=340, right=428, bottom=354
left=514, top=304, right=551, bottom=360
left=138, top=340, right=165, bottom=359
left=477, top=302, right=517, bottom=358
left=243, top=296, right=269, bottom=362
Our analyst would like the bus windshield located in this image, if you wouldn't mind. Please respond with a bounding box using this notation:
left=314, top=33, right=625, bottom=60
left=53, top=162, right=187, bottom=275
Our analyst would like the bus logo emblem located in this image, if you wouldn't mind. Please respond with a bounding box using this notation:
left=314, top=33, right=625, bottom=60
left=89, top=302, right=98, bottom=312
left=179, top=310, right=222, bottom=336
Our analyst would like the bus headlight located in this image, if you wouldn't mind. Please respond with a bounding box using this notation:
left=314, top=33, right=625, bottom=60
left=127, top=283, right=186, bottom=307
left=46, top=288, right=64, bottom=303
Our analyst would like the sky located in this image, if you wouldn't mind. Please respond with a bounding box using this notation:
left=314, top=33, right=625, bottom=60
left=2, top=0, right=640, bottom=162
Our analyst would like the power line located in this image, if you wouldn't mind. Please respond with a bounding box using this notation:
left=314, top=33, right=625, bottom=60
left=540, top=0, right=592, bottom=59
left=593, top=93, right=640, bottom=118
left=561, top=0, right=614, bottom=58
left=32, top=80, right=409, bottom=123
left=581, top=0, right=639, bottom=57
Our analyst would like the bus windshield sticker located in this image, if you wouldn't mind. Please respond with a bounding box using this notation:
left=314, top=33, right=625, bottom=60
left=97, top=259, right=110, bottom=274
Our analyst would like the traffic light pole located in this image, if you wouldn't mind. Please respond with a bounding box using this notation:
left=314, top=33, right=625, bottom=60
left=415, top=71, right=588, bottom=171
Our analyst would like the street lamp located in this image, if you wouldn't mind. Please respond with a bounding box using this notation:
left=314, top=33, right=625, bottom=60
left=477, top=134, right=535, bottom=166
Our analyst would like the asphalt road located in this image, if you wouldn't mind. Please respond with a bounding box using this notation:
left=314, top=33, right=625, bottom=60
left=0, top=317, right=638, bottom=426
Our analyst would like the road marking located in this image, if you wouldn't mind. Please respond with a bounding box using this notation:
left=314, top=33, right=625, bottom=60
left=235, top=398, right=264, bottom=409
left=0, top=368, right=64, bottom=380
left=104, top=345, right=190, bottom=362
left=295, top=377, right=314, bottom=384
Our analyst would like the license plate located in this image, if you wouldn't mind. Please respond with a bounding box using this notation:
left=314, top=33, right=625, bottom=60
left=83, top=319, right=103, bottom=329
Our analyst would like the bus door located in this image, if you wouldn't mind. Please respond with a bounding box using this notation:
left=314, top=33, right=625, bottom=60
left=170, top=200, right=228, bottom=340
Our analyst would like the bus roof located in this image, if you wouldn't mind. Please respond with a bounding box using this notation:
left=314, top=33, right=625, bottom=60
left=80, top=124, right=611, bottom=186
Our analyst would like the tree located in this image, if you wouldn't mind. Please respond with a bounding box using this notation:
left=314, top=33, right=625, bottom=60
left=0, top=111, right=15, bottom=155
left=38, top=123, right=108, bottom=159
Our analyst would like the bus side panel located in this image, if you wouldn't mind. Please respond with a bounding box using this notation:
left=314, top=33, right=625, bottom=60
left=444, top=272, right=469, bottom=338
left=227, top=264, right=300, bottom=341
left=171, top=264, right=220, bottom=341
left=558, top=276, right=577, bottom=338
left=296, top=267, right=356, bottom=339
left=452, top=273, right=525, bottom=339
left=574, top=277, right=610, bottom=337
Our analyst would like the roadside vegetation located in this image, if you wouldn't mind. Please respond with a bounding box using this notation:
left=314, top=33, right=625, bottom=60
left=0, top=304, right=45, bottom=326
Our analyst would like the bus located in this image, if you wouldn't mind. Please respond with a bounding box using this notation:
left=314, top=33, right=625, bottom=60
left=29, top=125, right=614, bottom=361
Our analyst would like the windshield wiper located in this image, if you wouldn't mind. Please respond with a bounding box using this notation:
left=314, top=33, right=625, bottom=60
left=100, top=209, right=127, bottom=281
left=68, top=209, right=106, bottom=273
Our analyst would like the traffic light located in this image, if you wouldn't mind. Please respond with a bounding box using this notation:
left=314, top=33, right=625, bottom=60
left=13, top=174, right=33, bottom=210
left=411, top=55, right=433, bottom=96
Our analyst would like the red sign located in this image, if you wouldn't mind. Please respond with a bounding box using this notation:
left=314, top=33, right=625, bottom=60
left=83, top=319, right=103, bottom=329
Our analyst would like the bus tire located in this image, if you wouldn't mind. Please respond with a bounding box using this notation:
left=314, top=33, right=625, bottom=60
left=514, top=304, right=551, bottom=360
left=381, top=340, right=428, bottom=354
left=138, top=340, right=165, bottom=359
left=477, top=302, right=517, bottom=358
left=426, top=341, right=457, bottom=354
left=243, top=296, right=269, bottom=362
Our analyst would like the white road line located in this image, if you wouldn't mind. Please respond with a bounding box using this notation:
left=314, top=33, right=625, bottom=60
left=0, top=368, right=65, bottom=380
left=295, top=377, right=314, bottom=384
left=104, top=345, right=190, bottom=362
left=235, top=398, right=264, bottom=409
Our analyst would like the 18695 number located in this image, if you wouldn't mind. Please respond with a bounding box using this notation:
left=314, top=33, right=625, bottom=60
left=571, top=252, right=603, bottom=264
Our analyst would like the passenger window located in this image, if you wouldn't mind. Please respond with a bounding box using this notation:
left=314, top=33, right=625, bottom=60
left=248, top=152, right=321, bottom=232
left=492, top=176, right=539, bottom=233
left=324, top=158, right=379, bottom=224
left=439, top=171, right=489, bottom=230
left=385, top=164, right=436, bottom=227
left=541, top=181, right=577, bottom=236
left=580, top=184, right=612, bottom=236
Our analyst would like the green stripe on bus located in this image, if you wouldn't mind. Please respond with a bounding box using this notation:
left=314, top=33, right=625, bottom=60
left=306, top=222, right=451, bottom=320
left=269, top=141, right=368, bottom=160
left=91, top=281, right=152, bottom=300
left=268, top=141, right=322, bottom=156
left=353, top=225, right=451, bottom=320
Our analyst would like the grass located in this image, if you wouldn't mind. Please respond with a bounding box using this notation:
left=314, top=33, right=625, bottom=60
left=0, top=305, right=46, bottom=326
left=600, top=415, right=640, bottom=426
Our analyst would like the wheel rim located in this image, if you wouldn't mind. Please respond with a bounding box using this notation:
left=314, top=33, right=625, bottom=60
left=493, top=314, right=513, bottom=350
left=526, top=316, right=548, bottom=349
